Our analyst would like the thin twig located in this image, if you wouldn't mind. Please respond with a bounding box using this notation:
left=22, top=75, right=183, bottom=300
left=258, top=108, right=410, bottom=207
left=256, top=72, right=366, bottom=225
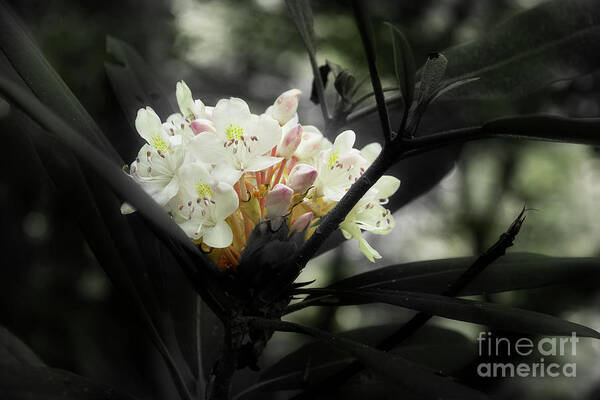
left=291, top=207, right=527, bottom=399
left=352, top=0, right=393, bottom=143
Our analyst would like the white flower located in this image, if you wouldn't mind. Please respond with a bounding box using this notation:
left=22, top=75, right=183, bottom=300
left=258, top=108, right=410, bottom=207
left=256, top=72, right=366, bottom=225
left=171, top=162, right=239, bottom=248
left=188, top=98, right=282, bottom=185
left=339, top=175, right=400, bottom=262
left=163, top=113, right=195, bottom=142
left=121, top=107, right=184, bottom=214
left=294, top=125, right=331, bottom=164
left=176, top=81, right=209, bottom=120
left=314, top=130, right=367, bottom=202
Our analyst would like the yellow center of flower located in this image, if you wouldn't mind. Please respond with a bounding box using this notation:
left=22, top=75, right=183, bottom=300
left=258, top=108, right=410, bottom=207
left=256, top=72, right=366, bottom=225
left=150, top=135, right=169, bottom=154
left=225, top=123, right=244, bottom=141
left=196, top=182, right=213, bottom=198
left=328, top=151, right=339, bottom=168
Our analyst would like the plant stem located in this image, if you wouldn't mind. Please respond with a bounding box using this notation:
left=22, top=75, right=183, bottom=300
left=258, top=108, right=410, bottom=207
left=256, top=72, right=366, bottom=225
left=352, top=0, right=393, bottom=143
left=293, top=146, right=396, bottom=270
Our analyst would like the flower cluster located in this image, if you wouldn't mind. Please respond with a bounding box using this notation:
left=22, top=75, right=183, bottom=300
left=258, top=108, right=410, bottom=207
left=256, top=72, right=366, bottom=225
left=121, top=82, right=400, bottom=267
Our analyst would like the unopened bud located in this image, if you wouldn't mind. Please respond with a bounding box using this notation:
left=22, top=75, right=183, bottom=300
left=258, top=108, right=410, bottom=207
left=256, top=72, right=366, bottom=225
left=271, top=89, right=301, bottom=125
left=190, top=119, right=216, bottom=135
left=277, top=124, right=302, bottom=158
left=295, top=125, right=330, bottom=161
left=291, top=212, right=313, bottom=233
left=287, top=163, right=317, bottom=194
left=266, top=184, right=293, bottom=218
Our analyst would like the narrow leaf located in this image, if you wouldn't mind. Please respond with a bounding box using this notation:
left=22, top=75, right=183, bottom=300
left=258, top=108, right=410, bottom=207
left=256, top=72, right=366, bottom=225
left=386, top=23, right=416, bottom=112
left=308, top=253, right=600, bottom=298
left=296, top=288, right=600, bottom=338
left=0, top=324, right=135, bottom=399
left=238, top=326, right=473, bottom=397
left=440, top=0, right=600, bottom=100
left=0, top=326, right=45, bottom=368
left=0, top=1, right=119, bottom=161
left=249, top=319, right=487, bottom=400
left=285, top=0, right=316, bottom=55
left=105, top=36, right=175, bottom=132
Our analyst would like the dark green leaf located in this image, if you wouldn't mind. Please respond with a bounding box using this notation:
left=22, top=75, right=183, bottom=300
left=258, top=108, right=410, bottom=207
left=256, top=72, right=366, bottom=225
left=285, top=0, right=316, bottom=55
left=0, top=1, right=119, bottom=162
left=250, top=319, right=487, bottom=400
left=105, top=36, right=175, bottom=130
left=0, top=77, right=204, bottom=260
left=440, top=0, right=600, bottom=100
left=296, top=288, right=600, bottom=338
left=386, top=23, right=416, bottom=112
left=0, top=326, right=45, bottom=368
left=0, top=365, right=137, bottom=400
left=483, top=115, right=600, bottom=146
left=308, top=253, right=600, bottom=297
left=199, top=299, right=224, bottom=381
left=238, top=326, right=473, bottom=397
left=0, top=325, right=135, bottom=399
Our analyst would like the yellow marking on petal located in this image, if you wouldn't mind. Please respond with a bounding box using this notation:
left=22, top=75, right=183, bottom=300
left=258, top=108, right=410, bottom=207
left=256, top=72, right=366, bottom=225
left=150, top=135, right=169, bottom=153
left=196, top=181, right=213, bottom=198
left=328, top=151, right=339, bottom=168
left=225, top=123, right=244, bottom=140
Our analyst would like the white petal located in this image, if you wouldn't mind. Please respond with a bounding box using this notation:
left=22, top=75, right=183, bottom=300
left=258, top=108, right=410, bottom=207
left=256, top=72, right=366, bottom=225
left=212, top=182, right=239, bottom=220
left=188, top=132, right=230, bottom=165
left=245, top=156, right=282, bottom=172
left=373, top=175, right=401, bottom=199
left=213, top=97, right=251, bottom=134
left=178, top=162, right=215, bottom=197
left=135, top=107, right=165, bottom=145
left=246, top=115, right=282, bottom=155
left=332, top=130, right=356, bottom=155
left=153, top=177, right=180, bottom=206
left=358, top=237, right=382, bottom=262
left=179, top=218, right=203, bottom=239
left=361, top=142, right=382, bottom=164
left=212, top=163, right=243, bottom=186
left=323, top=185, right=347, bottom=202
left=120, top=202, right=136, bottom=214
left=176, top=81, right=194, bottom=118
left=203, top=220, right=233, bottom=248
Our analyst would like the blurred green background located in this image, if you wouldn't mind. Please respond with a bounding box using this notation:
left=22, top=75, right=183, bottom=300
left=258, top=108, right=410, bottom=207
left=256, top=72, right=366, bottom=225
left=2, top=0, right=600, bottom=399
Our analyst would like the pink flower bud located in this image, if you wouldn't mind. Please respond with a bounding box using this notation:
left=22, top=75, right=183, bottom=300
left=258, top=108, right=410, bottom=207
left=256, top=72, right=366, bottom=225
left=287, top=163, right=317, bottom=194
left=190, top=119, right=216, bottom=135
left=291, top=212, right=313, bottom=233
left=266, top=183, right=293, bottom=218
left=277, top=124, right=302, bottom=158
left=271, top=89, right=301, bottom=125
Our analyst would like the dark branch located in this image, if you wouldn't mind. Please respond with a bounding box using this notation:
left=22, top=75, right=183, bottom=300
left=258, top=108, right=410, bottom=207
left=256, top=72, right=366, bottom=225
left=352, top=0, right=393, bottom=143
left=292, top=146, right=396, bottom=270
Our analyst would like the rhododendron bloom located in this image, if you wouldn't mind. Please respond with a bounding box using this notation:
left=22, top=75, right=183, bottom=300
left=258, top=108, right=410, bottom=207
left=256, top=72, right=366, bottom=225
left=340, top=175, right=400, bottom=262
left=121, top=82, right=400, bottom=267
left=121, top=107, right=184, bottom=214
left=171, top=162, right=239, bottom=248
left=314, top=130, right=367, bottom=202
left=188, top=98, right=282, bottom=185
